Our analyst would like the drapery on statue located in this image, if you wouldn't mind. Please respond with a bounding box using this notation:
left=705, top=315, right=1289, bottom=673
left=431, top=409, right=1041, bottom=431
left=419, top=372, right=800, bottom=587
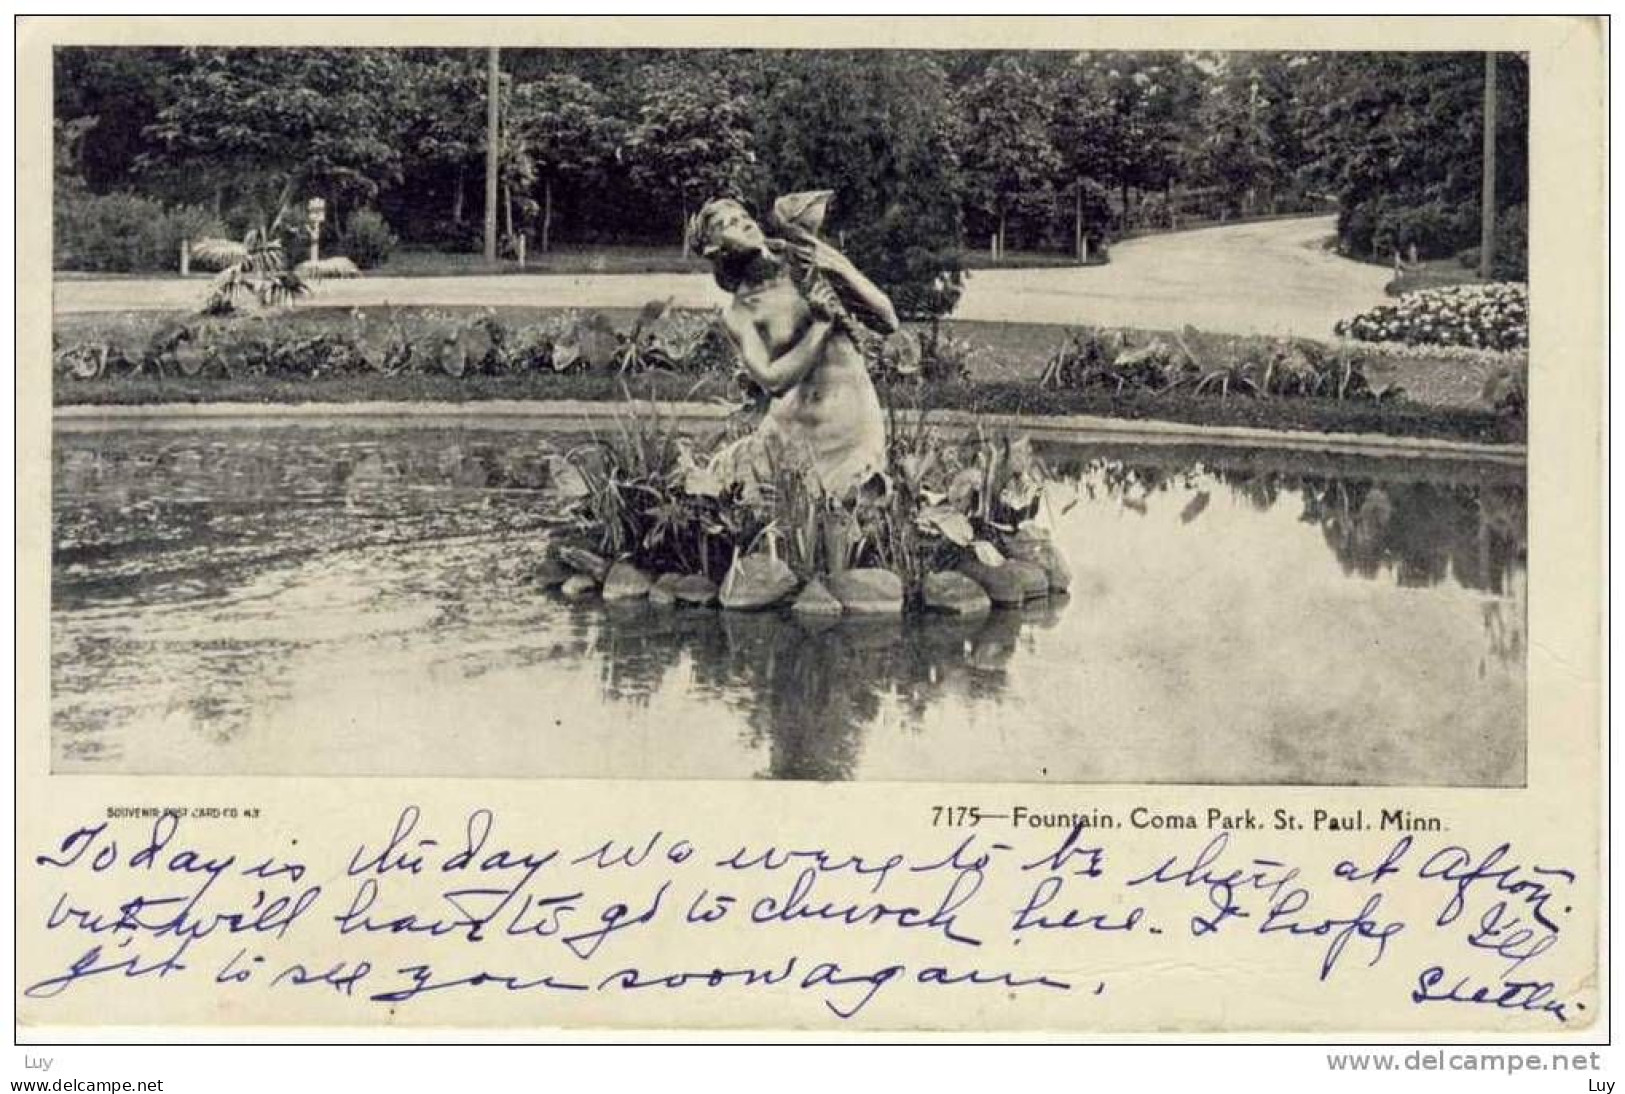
left=689, top=192, right=899, bottom=496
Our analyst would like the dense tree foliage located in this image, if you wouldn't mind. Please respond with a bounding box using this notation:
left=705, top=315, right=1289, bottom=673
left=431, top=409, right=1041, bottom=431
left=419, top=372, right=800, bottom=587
left=623, top=60, right=759, bottom=256
left=138, top=48, right=408, bottom=227
left=956, top=57, right=1061, bottom=258
left=1299, top=52, right=1528, bottom=273
left=507, top=74, right=618, bottom=252
left=52, top=47, right=1530, bottom=291
left=750, top=51, right=967, bottom=319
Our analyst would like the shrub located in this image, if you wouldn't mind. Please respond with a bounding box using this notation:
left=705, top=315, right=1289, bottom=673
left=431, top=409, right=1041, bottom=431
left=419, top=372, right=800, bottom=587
left=1454, top=220, right=1528, bottom=283
left=339, top=209, right=397, bottom=270
left=1491, top=203, right=1528, bottom=281
left=1372, top=201, right=1470, bottom=261
left=1482, top=363, right=1527, bottom=417
left=167, top=205, right=226, bottom=260
left=425, top=219, right=484, bottom=254
left=1335, top=283, right=1528, bottom=350
left=54, top=192, right=224, bottom=273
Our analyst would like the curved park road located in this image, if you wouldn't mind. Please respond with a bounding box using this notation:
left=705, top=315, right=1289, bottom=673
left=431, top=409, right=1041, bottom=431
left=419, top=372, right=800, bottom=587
left=54, top=215, right=1390, bottom=341
left=956, top=215, right=1391, bottom=338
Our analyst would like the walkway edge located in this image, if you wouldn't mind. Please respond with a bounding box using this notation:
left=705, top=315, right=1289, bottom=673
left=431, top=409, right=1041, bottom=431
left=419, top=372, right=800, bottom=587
left=54, top=399, right=1526, bottom=464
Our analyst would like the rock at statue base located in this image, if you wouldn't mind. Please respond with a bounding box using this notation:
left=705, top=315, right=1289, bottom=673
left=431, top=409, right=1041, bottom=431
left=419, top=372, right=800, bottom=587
left=828, top=568, right=904, bottom=615
left=560, top=573, right=599, bottom=600
left=672, top=574, right=719, bottom=607
left=719, top=556, right=797, bottom=611
left=1007, top=531, right=1072, bottom=594
left=956, top=558, right=1027, bottom=606
left=529, top=558, right=572, bottom=589
left=1006, top=559, right=1051, bottom=601
left=602, top=561, right=653, bottom=601
left=649, top=573, right=683, bottom=608
left=922, top=571, right=992, bottom=615
left=552, top=544, right=610, bottom=582
left=791, top=577, right=844, bottom=617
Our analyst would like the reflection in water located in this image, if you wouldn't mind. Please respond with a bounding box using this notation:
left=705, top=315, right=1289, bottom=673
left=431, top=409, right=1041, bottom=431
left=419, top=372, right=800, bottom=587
left=1052, top=451, right=1526, bottom=597
left=52, top=425, right=1527, bottom=784
left=576, top=603, right=1056, bottom=781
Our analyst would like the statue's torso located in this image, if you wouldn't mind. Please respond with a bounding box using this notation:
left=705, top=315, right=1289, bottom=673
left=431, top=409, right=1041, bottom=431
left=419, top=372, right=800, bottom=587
left=733, top=275, right=886, bottom=492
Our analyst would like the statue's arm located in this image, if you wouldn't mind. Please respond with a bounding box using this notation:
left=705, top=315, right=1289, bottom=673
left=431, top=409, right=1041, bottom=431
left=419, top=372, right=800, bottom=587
left=723, top=308, right=834, bottom=395
left=794, top=237, right=900, bottom=335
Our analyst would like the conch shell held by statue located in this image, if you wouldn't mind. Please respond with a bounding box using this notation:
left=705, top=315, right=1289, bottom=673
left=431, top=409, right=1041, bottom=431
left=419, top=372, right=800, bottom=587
left=769, top=190, right=834, bottom=240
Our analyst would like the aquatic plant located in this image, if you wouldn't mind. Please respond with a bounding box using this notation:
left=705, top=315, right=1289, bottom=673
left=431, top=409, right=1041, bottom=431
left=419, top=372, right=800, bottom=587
left=539, top=396, right=1063, bottom=610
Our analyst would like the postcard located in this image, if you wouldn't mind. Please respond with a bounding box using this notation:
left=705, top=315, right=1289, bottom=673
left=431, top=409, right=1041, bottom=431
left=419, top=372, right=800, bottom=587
left=15, top=15, right=1606, bottom=1039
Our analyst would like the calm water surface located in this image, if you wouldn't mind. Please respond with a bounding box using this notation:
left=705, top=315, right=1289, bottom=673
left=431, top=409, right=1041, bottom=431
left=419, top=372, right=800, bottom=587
left=51, top=420, right=1526, bottom=784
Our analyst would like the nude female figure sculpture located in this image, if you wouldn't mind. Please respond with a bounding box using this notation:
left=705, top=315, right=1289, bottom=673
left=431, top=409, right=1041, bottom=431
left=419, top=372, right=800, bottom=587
left=688, top=195, right=898, bottom=496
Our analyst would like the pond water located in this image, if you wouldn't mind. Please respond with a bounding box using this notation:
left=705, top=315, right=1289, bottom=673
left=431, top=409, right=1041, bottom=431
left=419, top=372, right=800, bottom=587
left=51, top=419, right=1526, bottom=785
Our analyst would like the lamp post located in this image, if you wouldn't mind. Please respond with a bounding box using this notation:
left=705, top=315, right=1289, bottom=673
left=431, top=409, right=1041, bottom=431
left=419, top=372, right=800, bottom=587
left=306, top=197, right=327, bottom=264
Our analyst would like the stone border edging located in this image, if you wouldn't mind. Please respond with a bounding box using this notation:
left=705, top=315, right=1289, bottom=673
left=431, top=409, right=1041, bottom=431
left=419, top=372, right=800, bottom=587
left=53, top=398, right=1526, bottom=465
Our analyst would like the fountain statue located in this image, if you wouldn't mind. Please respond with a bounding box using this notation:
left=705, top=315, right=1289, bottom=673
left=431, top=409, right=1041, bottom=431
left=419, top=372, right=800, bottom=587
left=687, top=191, right=896, bottom=496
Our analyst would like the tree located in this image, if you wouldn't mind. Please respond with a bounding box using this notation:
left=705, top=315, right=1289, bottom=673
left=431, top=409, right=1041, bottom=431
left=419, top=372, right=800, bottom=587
left=752, top=51, right=967, bottom=321
left=1300, top=51, right=1528, bottom=271
left=140, top=48, right=408, bottom=227
left=1051, top=61, right=1128, bottom=259
left=1183, top=58, right=1277, bottom=218
left=956, top=57, right=1061, bottom=258
left=623, top=62, right=758, bottom=256
left=398, top=52, right=487, bottom=231
left=53, top=48, right=183, bottom=196
left=1179, top=52, right=1319, bottom=219
left=508, top=73, right=617, bottom=251
left=1116, top=53, right=1203, bottom=226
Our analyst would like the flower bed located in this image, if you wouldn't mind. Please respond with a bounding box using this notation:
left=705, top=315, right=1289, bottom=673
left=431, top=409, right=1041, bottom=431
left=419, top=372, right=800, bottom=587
left=51, top=304, right=738, bottom=383
left=1037, top=327, right=1406, bottom=403
left=50, top=303, right=983, bottom=395
left=51, top=308, right=1527, bottom=444
left=1335, top=283, right=1528, bottom=351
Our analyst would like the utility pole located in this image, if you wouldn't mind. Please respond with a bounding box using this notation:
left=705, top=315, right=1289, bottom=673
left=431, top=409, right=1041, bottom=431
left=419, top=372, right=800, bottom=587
left=1479, top=52, right=1497, bottom=280
left=485, top=46, right=500, bottom=266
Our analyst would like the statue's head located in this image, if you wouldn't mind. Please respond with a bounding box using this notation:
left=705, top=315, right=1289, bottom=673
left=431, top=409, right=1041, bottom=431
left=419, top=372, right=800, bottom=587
left=688, top=198, right=766, bottom=266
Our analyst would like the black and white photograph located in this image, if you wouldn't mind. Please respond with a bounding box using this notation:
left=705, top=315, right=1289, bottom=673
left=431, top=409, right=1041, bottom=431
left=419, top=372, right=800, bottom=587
left=49, top=41, right=1530, bottom=786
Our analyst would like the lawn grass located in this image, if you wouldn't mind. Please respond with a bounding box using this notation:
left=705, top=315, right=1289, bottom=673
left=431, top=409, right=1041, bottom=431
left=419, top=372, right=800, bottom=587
left=55, top=243, right=1112, bottom=281
left=1382, top=258, right=1493, bottom=297
left=959, top=249, right=1106, bottom=270
left=376, top=243, right=712, bottom=278
left=51, top=305, right=1524, bottom=445
left=380, top=244, right=1120, bottom=276
left=55, top=370, right=1523, bottom=447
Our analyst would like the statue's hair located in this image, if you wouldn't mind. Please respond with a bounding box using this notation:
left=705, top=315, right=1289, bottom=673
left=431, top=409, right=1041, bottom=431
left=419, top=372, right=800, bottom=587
left=689, top=197, right=762, bottom=292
